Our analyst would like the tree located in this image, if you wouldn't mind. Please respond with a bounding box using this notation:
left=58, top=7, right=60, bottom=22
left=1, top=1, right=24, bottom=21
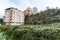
left=0, top=19, right=3, bottom=24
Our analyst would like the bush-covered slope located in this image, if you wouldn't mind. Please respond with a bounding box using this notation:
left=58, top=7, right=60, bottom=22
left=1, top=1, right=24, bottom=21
left=0, top=23, right=60, bottom=40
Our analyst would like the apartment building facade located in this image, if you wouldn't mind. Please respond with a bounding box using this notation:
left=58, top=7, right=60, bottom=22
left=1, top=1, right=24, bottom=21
left=3, top=7, right=24, bottom=25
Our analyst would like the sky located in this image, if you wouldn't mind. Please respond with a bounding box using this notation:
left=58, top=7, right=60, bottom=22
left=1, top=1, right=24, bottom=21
left=0, top=0, right=60, bottom=18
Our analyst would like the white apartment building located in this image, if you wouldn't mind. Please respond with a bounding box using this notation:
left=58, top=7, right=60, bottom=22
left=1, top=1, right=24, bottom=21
left=3, top=7, right=24, bottom=25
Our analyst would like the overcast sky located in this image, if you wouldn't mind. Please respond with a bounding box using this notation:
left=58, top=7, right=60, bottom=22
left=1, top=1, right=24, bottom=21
left=0, top=0, right=60, bottom=18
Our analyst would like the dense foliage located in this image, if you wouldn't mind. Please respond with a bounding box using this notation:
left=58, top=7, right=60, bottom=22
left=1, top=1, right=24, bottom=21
left=0, top=19, right=3, bottom=24
left=25, top=8, right=60, bottom=25
left=0, top=23, right=60, bottom=40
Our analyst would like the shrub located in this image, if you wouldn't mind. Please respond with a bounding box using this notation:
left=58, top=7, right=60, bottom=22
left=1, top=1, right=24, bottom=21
left=0, top=25, right=60, bottom=40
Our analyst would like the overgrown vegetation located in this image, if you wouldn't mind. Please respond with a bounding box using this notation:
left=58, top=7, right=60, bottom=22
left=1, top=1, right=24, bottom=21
left=0, top=23, right=60, bottom=40
left=0, top=19, right=3, bottom=25
left=25, top=8, right=60, bottom=25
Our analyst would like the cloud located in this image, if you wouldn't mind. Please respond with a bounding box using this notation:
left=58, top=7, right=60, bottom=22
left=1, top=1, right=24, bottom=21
left=44, top=0, right=58, bottom=7
left=10, top=0, right=35, bottom=10
left=0, top=0, right=18, bottom=18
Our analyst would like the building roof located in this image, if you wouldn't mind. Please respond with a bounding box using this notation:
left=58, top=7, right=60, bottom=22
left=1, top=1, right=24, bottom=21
left=5, top=7, right=22, bottom=12
left=5, top=7, right=14, bottom=10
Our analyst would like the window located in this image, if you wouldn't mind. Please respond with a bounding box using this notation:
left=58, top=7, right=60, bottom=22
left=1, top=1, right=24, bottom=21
left=10, top=10, right=13, bottom=12
left=14, top=11, right=15, bottom=13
